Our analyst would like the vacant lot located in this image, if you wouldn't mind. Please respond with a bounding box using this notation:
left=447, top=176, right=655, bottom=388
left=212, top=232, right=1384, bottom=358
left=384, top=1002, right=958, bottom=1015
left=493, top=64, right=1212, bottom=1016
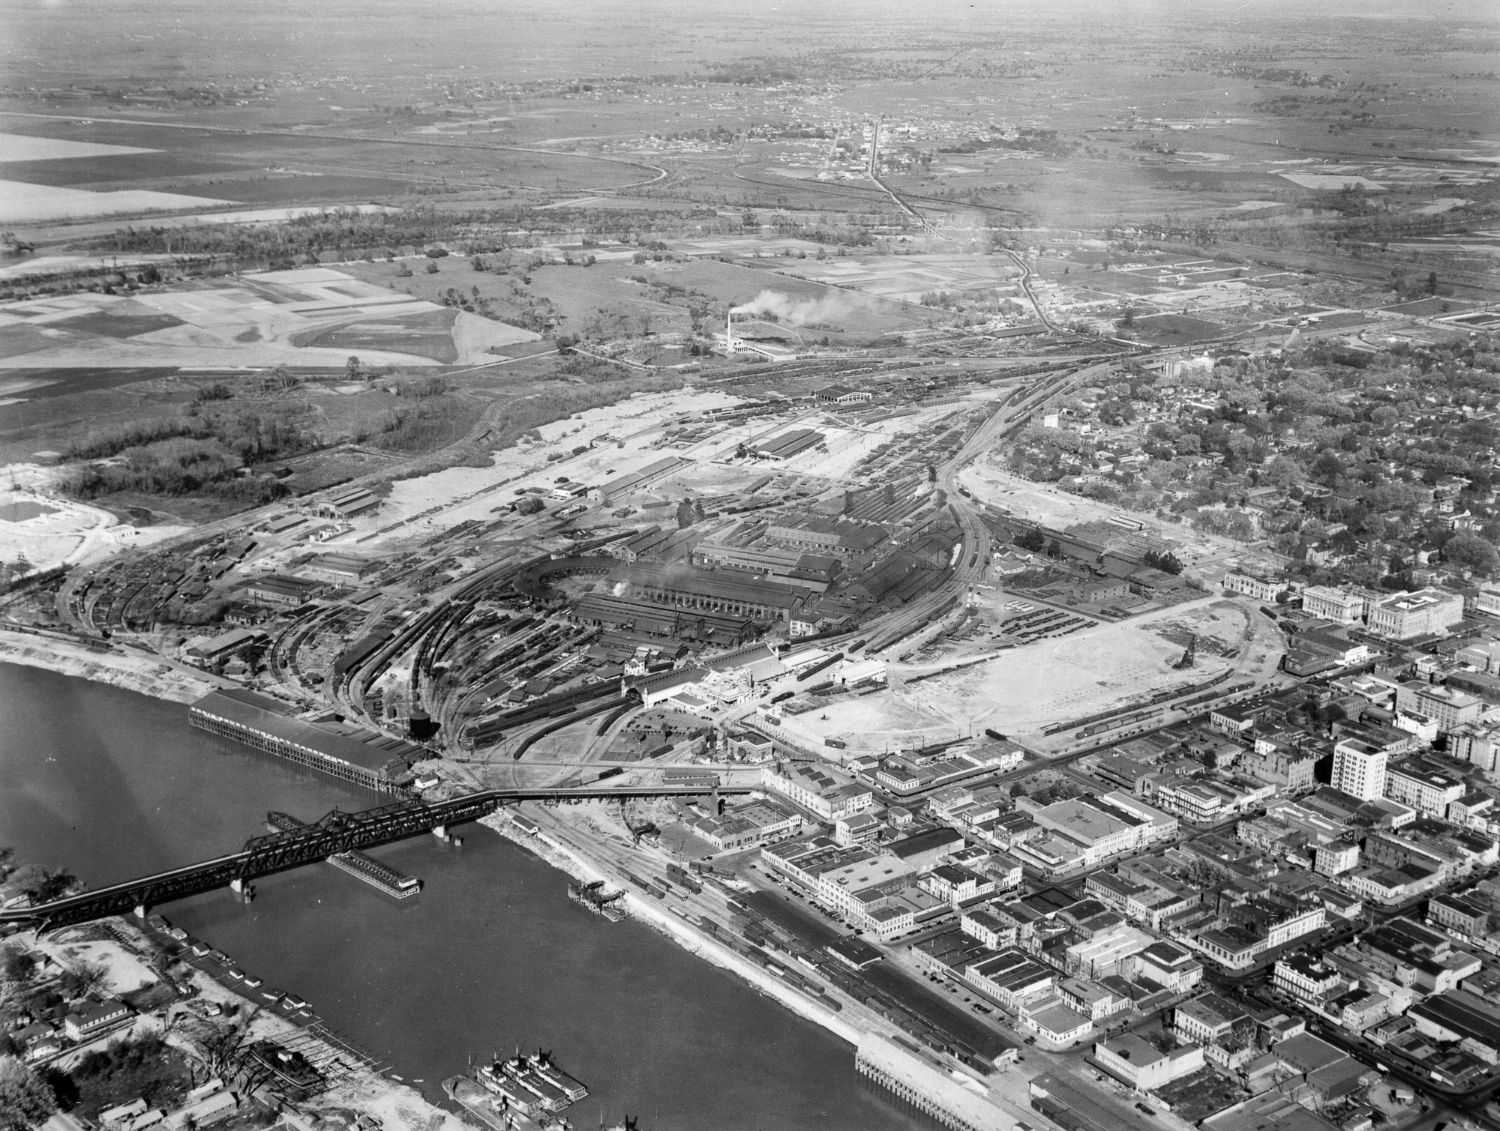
left=789, top=598, right=1262, bottom=750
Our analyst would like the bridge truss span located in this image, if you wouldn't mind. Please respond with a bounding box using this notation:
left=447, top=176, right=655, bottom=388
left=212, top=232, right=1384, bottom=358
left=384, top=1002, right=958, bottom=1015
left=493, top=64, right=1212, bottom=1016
left=1, top=784, right=750, bottom=932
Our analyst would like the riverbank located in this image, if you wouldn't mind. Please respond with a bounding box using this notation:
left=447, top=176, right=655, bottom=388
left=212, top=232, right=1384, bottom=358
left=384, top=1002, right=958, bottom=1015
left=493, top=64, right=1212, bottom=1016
left=29, top=916, right=469, bottom=1131
left=0, top=628, right=218, bottom=704
left=481, top=810, right=863, bottom=1049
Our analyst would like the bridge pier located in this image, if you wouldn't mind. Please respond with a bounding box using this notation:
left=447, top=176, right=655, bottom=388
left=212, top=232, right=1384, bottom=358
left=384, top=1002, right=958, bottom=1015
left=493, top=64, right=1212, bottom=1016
left=432, top=824, right=449, bottom=842
left=134, top=904, right=149, bottom=920
left=229, top=878, right=254, bottom=901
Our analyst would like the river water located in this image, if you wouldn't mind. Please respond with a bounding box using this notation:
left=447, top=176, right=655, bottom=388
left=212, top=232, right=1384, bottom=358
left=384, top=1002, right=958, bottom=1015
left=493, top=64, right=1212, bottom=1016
left=0, top=664, right=930, bottom=1130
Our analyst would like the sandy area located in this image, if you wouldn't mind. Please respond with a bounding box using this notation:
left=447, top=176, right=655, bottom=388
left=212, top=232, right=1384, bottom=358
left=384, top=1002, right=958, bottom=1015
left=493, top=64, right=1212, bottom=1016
left=0, top=629, right=219, bottom=704
left=52, top=937, right=161, bottom=997
left=34, top=919, right=466, bottom=1131
left=340, top=387, right=741, bottom=542
left=0, top=134, right=155, bottom=162
left=0, top=476, right=189, bottom=572
left=0, top=179, right=232, bottom=224
left=786, top=598, right=1262, bottom=750
left=0, top=253, right=182, bottom=282
left=770, top=251, right=1024, bottom=303
left=959, top=456, right=1250, bottom=575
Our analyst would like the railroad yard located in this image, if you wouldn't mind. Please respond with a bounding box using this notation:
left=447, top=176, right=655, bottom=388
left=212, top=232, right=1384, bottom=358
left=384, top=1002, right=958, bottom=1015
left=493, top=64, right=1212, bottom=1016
left=2, top=5, right=1499, bottom=1131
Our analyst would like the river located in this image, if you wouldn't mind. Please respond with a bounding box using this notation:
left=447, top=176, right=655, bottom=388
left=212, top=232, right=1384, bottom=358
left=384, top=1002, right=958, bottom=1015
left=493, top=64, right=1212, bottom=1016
left=0, top=663, right=932, bottom=1130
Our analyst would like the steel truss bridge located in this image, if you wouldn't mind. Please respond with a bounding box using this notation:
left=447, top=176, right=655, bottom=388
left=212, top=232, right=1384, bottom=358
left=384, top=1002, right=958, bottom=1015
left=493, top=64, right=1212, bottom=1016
left=1, top=784, right=752, bottom=932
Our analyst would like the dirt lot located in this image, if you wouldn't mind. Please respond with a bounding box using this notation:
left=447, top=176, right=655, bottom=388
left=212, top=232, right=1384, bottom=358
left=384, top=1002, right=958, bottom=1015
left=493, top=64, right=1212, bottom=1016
left=768, top=251, right=1024, bottom=303
left=786, top=598, right=1273, bottom=751
left=957, top=457, right=1255, bottom=577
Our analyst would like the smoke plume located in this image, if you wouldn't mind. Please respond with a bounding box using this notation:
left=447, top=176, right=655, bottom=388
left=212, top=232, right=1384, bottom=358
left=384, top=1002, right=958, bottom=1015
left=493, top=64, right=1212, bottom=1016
left=731, top=289, right=861, bottom=327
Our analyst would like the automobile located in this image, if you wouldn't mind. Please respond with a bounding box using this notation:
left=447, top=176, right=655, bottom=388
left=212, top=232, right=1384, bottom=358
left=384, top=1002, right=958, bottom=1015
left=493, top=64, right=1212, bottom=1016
left=1024, top=1036, right=1036, bottom=1045
left=1135, top=1104, right=1153, bottom=1115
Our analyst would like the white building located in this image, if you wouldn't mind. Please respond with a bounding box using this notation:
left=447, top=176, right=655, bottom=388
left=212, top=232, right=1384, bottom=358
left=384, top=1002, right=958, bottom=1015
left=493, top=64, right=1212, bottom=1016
left=1093, top=1034, right=1205, bottom=1092
left=1474, top=584, right=1500, bottom=619
left=760, top=763, right=874, bottom=821
left=1333, top=739, right=1388, bottom=801
left=1385, top=761, right=1466, bottom=817
left=1303, top=586, right=1365, bottom=625
left=1223, top=569, right=1285, bottom=604
left=1367, top=587, right=1465, bottom=640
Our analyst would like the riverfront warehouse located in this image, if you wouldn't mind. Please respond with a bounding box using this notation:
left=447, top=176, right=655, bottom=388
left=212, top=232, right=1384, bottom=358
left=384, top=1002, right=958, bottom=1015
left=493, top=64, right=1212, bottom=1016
left=190, top=688, right=421, bottom=793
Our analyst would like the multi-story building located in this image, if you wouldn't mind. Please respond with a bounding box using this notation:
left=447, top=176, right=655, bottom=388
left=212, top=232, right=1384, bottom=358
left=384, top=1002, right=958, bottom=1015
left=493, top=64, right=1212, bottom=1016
left=1222, top=569, right=1285, bottom=604
left=1313, top=839, right=1361, bottom=877
left=1473, top=583, right=1500, bottom=619
left=1302, top=585, right=1366, bottom=624
left=1011, top=792, right=1177, bottom=873
left=1395, top=683, right=1483, bottom=734
left=760, top=763, right=875, bottom=821
left=1241, top=739, right=1319, bottom=790
left=1273, top=953, right=1353, bottom=1006
left=240, top=574, right=323, bottom=607
left=1129, top=941, right=1204, bottom=993
left=763, top=515, right=887, bottom=564
left=1452, top=723, right=1500, bottom=773
left=964, top=949, right=1055, bottom=1008
left=1093, top=1035, right=1205, bottom=1092
left=1175, top=993, right=1248, bottom=1045
left=1385, top=759, right=1467, bottom=816
left=1333, top=739, right=1388, bottom=801
left=1191, top=900, right=1325, bottom=970
left=1367, top=587, right=1465, bottom=640
left=1429, top=890, right=1491, bottom=940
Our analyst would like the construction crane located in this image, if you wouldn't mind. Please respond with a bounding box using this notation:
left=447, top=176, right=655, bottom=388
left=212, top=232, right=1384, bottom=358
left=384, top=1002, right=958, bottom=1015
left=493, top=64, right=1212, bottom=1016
left=1173, top=633, right=1197, bottom=670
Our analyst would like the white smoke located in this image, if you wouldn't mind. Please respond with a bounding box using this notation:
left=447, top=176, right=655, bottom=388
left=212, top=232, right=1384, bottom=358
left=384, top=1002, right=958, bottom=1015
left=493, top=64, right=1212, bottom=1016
left=731, top=289, right=861, bottom=327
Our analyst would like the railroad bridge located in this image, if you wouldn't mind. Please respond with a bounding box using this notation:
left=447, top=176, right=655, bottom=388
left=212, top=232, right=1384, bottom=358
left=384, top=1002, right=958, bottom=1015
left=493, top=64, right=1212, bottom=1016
left=1, top=784, right=751, bottom=932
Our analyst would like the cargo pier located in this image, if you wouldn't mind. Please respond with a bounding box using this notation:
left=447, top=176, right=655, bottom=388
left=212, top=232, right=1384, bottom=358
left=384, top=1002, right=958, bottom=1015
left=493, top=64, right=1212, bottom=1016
left=267, top=812, right=422, bottom=899
left=568, top=878, right=626, bottom=921
left=444, top=1050, right=588, bottom=1127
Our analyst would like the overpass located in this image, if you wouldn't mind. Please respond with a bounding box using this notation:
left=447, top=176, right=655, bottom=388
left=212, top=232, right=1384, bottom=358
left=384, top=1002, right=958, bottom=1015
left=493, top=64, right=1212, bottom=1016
left=1, top=783, right=753, bottom=932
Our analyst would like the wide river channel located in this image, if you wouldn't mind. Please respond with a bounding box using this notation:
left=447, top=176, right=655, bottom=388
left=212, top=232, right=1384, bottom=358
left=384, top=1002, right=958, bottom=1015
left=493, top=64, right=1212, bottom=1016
left=0, top=663, right=933, bottom=1130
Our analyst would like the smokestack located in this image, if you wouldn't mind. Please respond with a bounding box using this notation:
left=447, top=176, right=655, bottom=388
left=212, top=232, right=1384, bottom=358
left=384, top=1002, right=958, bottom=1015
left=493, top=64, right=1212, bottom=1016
left=726, top=309, right=733, bottom=353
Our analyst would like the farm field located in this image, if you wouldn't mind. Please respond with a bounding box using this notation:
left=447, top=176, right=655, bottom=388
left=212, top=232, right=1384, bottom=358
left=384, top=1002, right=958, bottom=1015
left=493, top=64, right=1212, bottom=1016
left=0, top=112, right=658, bottom=232
left=0, top=266, right=539, bottom=373
left=765, top=252, right=1024, bottom=303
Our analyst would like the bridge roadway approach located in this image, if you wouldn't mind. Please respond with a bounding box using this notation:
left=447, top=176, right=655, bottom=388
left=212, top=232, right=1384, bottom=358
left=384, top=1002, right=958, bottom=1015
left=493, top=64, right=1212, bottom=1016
left=1, top=784, right=752, bottom=932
